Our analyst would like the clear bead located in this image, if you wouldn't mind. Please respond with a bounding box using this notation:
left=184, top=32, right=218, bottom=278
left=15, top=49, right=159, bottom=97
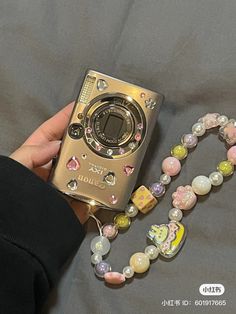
left=122, top=266, right=134, bottom=278
left=91, top=253, right=102, bottom=265
left=192, top=122, right=206, bottom=136
left=125, top=204, right=139, bottom=217
left=90, top=236, right=111, bottom=256
left=217, top=115, right=228, bottom=126
left=160, top=173, right=171, bottom=185
left=144, top=245, right=160, bottom=260
left=209, top=172, right=224, bottom=186
left=168, top=208, right=183, bottom=221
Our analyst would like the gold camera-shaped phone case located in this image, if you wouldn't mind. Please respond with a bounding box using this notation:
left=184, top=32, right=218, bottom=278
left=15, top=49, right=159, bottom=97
left=50, top=70, right=163, bottom=211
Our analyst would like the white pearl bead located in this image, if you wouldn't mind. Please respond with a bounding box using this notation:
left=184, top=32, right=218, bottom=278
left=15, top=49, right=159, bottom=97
left=90, top=236, right=111, bottom=256
left=125, top=204, right=139, bottom=217
left=160, top=173, right=171, bottom=185
left=91, top=253, right=102, bottom=264
left=122, top=266, right=134, bottom=278
left=209, top=171, right=224, bottom=186
left=144, top=245, right=160, bottom=260
left=217, top=115, right=228, bottom=126
left=191, top=175, right=212, bottom=195
left=192, top=122, right=206, bottom=136
left=168, top=208, right=183, bottom=221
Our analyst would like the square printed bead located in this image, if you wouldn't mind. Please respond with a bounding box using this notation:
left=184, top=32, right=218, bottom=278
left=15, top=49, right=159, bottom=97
left=131, top=185, right=158, bottom=214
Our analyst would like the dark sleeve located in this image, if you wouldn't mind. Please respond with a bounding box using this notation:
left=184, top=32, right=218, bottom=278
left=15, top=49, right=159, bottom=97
left=0, top=156, right=86, bottom=314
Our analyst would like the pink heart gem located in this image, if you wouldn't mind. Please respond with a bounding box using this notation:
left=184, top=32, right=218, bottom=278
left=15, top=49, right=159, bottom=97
left=123, top=165, right=134, bottom=176
left=66, top=156, right=80, bottom=171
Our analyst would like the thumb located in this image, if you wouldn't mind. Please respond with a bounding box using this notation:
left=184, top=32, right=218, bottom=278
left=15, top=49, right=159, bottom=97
left=10, top=140, right=61, bottom=170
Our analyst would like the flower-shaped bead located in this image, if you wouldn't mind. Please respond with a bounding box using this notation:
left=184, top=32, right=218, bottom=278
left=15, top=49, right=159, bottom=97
left=198, top=113, right=220, bottom=129
left=172, top=185, right=197, bottom=210
left=219, top=119, right=236, bottom=145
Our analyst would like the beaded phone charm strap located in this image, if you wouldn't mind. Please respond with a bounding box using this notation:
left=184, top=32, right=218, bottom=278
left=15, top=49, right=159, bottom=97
left=89, top=113, right=236, bottom=285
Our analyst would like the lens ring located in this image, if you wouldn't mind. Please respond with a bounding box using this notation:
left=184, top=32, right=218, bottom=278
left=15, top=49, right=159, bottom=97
left=83, top=94, right=146, bottom=158
left=92, top=104, right=134, bottom=147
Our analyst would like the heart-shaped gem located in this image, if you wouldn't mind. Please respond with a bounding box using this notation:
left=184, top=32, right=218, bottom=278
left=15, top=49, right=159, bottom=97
left=123, top=165, right=134, bottom=176
left=66, top=156, right=80, bottom=171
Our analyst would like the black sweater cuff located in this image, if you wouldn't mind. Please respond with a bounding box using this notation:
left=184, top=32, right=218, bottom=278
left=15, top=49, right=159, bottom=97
left=0, top=156, right=85, bottom=286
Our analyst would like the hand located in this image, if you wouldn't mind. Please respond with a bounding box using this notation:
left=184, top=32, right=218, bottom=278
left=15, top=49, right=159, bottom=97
left=10, top=102, right=98, bottom=224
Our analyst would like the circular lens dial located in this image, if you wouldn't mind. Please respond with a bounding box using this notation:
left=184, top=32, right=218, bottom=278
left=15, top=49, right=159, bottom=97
left=93, top=105, right=134, bottom=147
left=83, top=95, right=146, bottom=158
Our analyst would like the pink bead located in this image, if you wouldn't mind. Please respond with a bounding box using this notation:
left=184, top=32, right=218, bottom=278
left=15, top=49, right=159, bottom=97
left=104, top=272, right=126, bottom=285
left=172, top=185, right=197, bottom=210
left=227, top=146, right=236, bottom=165
left=102, top=224, right=118, bottom=240
left=162, top=157, right=181, bottom=176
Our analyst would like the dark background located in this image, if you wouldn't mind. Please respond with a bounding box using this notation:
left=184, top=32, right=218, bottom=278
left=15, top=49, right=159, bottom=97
left=1, top=1, right=235, bottom=313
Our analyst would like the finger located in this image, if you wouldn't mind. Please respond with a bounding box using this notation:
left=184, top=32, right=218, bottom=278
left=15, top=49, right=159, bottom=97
left=10, top=140, right=61, bottom=170
left=62, top=195, right=100, bottom=224
left=24, top=102, right=74, bottom=146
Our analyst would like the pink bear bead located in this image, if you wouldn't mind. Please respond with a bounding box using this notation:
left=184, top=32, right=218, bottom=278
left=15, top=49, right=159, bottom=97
left=162, top=157, right=181, bottom=176
left=227, top=146, right=236, bottom=165
left=172, top=185, right=197, bottom=210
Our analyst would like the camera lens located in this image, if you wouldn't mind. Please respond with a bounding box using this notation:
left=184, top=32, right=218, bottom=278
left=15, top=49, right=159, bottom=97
left=84, top=95, right=146, bottom=158
left=92, top=101, right=134, bottom=147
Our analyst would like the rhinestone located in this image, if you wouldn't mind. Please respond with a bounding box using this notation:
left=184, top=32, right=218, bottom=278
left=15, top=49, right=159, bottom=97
left=85, top=127, right=92, bottom=134
left=109, top=194, right=118, bottom=205
left=145, top=98, right=156, bottom=109
left=137, top=123, right=143, bottom=130
left=128, top=142, right=136, bottom=149
left=140, top=92, right=145, bottom=98
left=66, top=156, right=80, bottom=171
left=107, top=149, right=113, bottom=156
left=96, top=144, right=102, bottom=151
left=123, top=165, right=134, bottom=176
left=135, top=133, right=141, bottom=141
left=97, top=79, right=108, bottom=91
left=67, top=179, right=78, bottom=191
left=119, top=147, right=125, bottom=155
left=103, top=172, right=116, bottom=185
